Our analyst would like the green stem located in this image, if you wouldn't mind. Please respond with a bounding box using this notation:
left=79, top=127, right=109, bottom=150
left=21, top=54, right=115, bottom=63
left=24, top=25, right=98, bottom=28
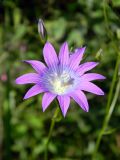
left=103, top=0, right=120, bottom=114
left=106, top=55, right=120, bottom=113
left=92, top=55, right=120, bottom=159
left=44, top=107, right=60, bottom=160
left=92, top=1, right=120, bottom=158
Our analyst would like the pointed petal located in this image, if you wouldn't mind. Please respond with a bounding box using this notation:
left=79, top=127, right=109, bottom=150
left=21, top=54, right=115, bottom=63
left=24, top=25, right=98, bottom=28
left=24, top=84, right=45, bottom=99
left=24, top=60, right=47, bottom=74
left=57, top=95, right=70, bottom=117
left=15, top=73, right=40, bottom=84
left=42, top=92, right=56, bottom=111
left=69, top=47, right=85, bottom=70
left=43, top=42, right=58, bottom=67
left=59, top=42, right=69, bottom=66
left=79, top=81, right=104, bottom=95
left=80, top=73, right=106, bottom=81
left=70, top=90, right=89, bottom=112
left=76, top=62, right=99, bottom=76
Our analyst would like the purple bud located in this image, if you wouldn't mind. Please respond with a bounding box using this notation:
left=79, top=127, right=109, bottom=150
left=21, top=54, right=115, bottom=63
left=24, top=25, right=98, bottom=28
left=38, top=19, right=47, bottom=43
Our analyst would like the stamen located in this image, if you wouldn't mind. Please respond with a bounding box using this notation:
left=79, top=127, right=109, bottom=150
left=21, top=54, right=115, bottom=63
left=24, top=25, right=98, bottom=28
left=43, top=67, right=78, bottom=95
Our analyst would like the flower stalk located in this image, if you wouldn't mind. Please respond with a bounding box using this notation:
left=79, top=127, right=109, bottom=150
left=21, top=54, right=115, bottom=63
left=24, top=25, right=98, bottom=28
left=92, top=54, right=120, bottom=159
left=92, top=0, right=120, bottom=158
left=44, top=107, right=60, bottom=160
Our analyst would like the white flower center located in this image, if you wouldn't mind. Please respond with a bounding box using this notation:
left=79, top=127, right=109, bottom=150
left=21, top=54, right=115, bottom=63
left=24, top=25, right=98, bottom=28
left=49, top=71, right=74, bottom=94
left=43, top=69, right=75, bottom=95
left=42, top=67, right=79, bottom=95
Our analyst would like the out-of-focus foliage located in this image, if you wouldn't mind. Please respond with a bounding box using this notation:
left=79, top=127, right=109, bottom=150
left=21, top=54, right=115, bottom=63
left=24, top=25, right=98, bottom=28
left=0, top=0, right=120, bottom=159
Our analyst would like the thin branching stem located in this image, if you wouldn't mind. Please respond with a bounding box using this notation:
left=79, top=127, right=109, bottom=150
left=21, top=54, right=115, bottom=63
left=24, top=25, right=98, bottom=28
left=44, top=107, right=60, bottom=160
left=92, top=0, right=120, bottom=158
left=92, top=56, right=120, bottom=159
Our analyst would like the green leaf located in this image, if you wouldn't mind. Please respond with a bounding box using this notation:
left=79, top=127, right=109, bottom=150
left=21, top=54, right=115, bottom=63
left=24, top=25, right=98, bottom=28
left=103, top=128, right=117, bottom=135
left=112, top=0, right=120, bottom=7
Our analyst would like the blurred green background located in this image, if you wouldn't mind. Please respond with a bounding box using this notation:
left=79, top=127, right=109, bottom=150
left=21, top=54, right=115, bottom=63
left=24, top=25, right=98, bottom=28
left=0, top=0, right=120, bottom=159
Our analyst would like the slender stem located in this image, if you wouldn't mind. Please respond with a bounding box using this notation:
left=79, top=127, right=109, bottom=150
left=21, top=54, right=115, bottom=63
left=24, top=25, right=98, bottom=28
left=92, top=56, right=120, bottom=159
left=44, top=107, right=60, bottom=160
left=92, top=0, right=120, bottom=158
left=106, top=77, right=120, bottom=122
left=106, top=55, right=120, bottom=113
left=103, top=0, right=120, bottom=113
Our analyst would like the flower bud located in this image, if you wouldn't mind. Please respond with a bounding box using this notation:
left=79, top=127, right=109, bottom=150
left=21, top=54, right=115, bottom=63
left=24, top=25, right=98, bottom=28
left=38, top=19, right=47, bottom=44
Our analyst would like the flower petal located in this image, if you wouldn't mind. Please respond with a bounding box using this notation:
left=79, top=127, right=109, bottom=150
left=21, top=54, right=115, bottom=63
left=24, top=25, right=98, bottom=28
left=59, top=42, right=69, bottom=66
left=79, top=81, right=104, bottom=95
left=24, top=60, right=47, bottom=74
left=76, top=62, right=99, bottom=76
left=57, top=95, right=70, bottom=117
left=80, top=73, right=106, bottom=81
left=42, top=92, right=56, bottom=112
left=24, top=84, right=45, bottom=99
left=69, top=47, right=85, bottom=70
left=15, top=73, right=40, bottom=84
left=43, top=42, right=58, bottom=67
left=70, top=90, right=89, bottom=112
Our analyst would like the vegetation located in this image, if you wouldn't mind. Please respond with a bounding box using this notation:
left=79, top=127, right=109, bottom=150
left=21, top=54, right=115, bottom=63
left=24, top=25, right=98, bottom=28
left=0, top=0, right=120, bottom=159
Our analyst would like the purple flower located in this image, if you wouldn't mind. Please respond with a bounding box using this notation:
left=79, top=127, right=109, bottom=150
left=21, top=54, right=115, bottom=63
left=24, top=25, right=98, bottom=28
left=16, top=42, right=105, bottom=117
